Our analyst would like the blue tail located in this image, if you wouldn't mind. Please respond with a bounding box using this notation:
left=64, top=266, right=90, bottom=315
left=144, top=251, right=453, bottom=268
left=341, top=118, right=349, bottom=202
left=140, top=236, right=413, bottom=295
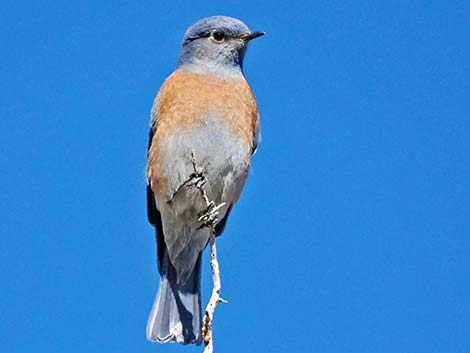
left=146, top=249, right=202, bottom=345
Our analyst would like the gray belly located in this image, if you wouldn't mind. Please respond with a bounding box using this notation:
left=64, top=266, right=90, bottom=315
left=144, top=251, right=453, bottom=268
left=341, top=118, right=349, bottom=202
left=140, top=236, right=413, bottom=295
left=159, top=117, right=250, bottom=210
left=154, top=118, right=251, bottom=279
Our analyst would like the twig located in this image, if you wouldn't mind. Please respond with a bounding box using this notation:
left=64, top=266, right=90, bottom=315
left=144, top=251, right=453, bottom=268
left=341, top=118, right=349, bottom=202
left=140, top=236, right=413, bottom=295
left=190, top=150, right=227, bottom=352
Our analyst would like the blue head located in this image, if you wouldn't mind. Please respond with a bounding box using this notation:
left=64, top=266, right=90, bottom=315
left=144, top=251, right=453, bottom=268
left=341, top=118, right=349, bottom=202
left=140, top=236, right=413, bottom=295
left=177, top=16, right=265, bottom=78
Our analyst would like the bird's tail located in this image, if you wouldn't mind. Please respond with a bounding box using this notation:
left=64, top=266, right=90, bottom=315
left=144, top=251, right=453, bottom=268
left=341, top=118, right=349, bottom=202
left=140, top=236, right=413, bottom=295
left=146, top=249, right=202, bottom=345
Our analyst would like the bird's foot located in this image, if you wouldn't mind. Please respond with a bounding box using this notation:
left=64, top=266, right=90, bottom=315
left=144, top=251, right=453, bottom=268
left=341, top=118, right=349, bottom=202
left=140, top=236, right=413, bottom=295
left=198, top=201, right=226, bottom=229
left=170, top=171, right=206, bottom=201
left=186, top=171, right=206, bottom=189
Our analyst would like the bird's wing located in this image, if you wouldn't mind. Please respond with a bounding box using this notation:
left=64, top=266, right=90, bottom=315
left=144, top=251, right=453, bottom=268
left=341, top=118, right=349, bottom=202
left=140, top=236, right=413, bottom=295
left=214, top=204, right=232, bottom=237
left=146, top=111, right=167, bottom=272
left=252, top=119, right=261, bottom=155
left=147, top=127, right=158, bottom=226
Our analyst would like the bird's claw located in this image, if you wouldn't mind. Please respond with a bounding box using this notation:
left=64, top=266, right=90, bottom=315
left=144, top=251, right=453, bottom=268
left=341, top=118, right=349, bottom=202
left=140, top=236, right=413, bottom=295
left=198, top=201, right=226, bottom=229
left=186, top=172, right=206, bottom=189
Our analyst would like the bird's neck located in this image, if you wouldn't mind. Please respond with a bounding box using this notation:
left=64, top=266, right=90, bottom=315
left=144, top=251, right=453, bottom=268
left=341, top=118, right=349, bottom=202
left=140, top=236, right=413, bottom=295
left=177, top=60, right=244, bottom=80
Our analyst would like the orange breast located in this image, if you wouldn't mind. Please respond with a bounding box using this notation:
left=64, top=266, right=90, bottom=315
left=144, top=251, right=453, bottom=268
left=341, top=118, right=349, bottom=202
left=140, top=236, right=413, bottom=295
left=147, top=70, right=259, bottom=196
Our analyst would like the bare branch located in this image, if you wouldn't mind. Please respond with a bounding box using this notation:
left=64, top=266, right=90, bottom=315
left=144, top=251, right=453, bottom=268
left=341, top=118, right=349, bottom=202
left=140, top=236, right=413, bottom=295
left=190, top=150, right=227, bottom=353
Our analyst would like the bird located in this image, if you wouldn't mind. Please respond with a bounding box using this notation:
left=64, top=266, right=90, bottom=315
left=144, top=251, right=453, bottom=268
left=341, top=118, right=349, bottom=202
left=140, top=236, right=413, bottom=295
left=145, top=16, right=264, bottom=345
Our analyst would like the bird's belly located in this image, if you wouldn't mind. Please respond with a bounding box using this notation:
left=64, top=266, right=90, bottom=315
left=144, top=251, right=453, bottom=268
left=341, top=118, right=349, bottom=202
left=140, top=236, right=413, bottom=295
left=157, top=117, right=251, bottom=208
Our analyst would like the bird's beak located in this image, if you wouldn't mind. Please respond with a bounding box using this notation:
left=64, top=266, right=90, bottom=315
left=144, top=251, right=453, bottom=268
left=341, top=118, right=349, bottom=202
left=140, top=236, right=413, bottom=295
left=241, top=31, right=266, bottom=42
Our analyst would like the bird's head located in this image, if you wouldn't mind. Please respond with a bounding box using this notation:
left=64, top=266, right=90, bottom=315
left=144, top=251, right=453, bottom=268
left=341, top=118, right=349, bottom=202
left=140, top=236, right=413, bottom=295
left=177, top=16, right=265, bottom=78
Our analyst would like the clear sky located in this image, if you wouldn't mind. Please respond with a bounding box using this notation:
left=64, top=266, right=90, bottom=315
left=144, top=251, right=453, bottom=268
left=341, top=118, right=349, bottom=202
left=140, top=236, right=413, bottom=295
left=1, top=1, right=469, bottom=353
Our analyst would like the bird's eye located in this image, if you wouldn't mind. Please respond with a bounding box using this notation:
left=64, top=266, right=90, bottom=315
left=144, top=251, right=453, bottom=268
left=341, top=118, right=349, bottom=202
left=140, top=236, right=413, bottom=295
left=211, top=30, right=225, bottom=42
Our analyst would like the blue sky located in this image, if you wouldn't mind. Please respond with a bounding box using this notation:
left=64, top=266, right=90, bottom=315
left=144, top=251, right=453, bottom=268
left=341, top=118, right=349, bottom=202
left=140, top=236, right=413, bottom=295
left=1, top=1, right=469, bottom=352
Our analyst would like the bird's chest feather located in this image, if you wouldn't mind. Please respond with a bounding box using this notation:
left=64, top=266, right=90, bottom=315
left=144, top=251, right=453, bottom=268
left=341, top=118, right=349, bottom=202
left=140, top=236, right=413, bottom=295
left=147, top=71, right=258, bottom=202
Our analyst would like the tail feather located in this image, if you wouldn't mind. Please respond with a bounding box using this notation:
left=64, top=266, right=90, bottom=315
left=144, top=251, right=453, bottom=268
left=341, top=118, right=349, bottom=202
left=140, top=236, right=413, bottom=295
left=146, top=250, right=202, bottom=345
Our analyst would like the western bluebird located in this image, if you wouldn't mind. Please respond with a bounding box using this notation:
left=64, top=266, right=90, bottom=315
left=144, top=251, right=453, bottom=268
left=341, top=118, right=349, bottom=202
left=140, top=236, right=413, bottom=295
left=145, top=16, right=264, bottom=345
